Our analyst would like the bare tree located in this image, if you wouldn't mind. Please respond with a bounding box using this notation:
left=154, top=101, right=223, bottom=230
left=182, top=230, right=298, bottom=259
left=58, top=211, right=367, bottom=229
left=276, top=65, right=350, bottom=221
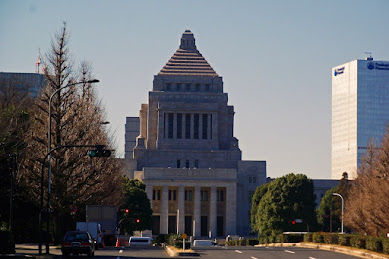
left=20, top=23, right=122, bottom=241
left=344, top=128, right=389, bottom=236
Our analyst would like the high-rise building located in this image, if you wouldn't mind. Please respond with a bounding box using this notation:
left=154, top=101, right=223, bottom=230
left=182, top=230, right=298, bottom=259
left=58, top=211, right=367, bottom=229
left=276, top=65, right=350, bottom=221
left=332, top=56, right=389, bottom=180
left=125, top=30, right=267, bottom=236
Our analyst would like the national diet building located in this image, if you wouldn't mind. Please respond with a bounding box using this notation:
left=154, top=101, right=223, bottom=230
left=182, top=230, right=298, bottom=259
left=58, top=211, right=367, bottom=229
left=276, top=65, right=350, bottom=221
left=125, top=30, right=266, bottom=237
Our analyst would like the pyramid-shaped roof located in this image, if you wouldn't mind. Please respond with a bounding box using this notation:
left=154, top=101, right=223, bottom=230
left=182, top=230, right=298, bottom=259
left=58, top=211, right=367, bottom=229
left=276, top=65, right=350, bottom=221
left=158, top=30, right=218, bottom=77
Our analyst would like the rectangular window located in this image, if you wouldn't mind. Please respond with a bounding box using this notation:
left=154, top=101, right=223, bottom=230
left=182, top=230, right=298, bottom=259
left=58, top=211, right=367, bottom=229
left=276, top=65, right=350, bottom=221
left=168, top=113, right=174, bottom=139
left=186, top=83, right=191, bottom=91
left=153, top=190, right=156, bottom=200
left=173, top=190, right=177, bottom=200
left=249, top=177, right=252, bottom=183
left=176, top=83, right=181, bottom=91
left=177, top=113, right=182, bottom=139
left=205, top=84, right=210, bottom=91
left=185, top=160, right=190, bottom=168
left=220, top=190, right=224, bottom=201
left=194, top=114, right=199, bottom=139
left=194, top=160, right=199, bottom=168
left=177, top=159, right=181, bottom=168
left=253, top=177, right=256, bottom=183
left=204, top=191, right=208, bottom=201
left=200, top=190, right=203, bottom=201
left=166, top=83, right=171, bottom=91
left=217, top=191, right=220, bottom=201
left=185, top=190, right=187, bottom=201
left=195, top=84, right=200, bottom=91
left=157, top=190, right=161, bottom=200
left=189, top=190, right=193, bottom=201
left=169, top=190, right=172, bottom=200
left=210, top=114, right=212, bottom=139
left=185, top=114, right=191, bottom=139
left=202, top=114, right=208, bottom=139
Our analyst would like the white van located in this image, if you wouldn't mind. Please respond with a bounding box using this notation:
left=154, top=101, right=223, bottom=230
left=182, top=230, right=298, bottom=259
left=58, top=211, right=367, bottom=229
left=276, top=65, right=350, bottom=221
left=129, top=236, right=152, bottom=246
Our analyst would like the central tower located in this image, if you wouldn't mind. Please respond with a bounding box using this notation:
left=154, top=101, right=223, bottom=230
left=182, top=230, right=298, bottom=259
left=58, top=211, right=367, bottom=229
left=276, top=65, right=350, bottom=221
left=126, top=30, right=266, bottom=237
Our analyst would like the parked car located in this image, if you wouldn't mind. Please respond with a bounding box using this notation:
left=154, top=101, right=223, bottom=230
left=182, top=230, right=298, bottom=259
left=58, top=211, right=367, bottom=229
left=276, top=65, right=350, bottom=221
left=61, top=231, right=95, bottom=257
left=128, top=236, right=153, bottom=246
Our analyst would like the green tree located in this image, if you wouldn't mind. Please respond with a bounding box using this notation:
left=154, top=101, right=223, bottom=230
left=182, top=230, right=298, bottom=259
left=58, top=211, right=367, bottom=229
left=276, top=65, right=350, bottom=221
left=250, top=182, right=269, bottom=232
left=253, top=173, right=317, bottom=242
left=119, top=178, right=152, bottom=235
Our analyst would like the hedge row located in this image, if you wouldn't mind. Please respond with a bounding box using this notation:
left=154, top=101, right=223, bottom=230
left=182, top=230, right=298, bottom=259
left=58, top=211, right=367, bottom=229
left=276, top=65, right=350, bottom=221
left=304, top=232, right=389, bottom=255
left=227, top=239, right=259, bottom=246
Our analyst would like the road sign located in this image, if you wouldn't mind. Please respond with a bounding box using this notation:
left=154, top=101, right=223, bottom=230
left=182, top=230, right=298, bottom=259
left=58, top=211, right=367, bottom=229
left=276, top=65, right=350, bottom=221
left=182, top=233, right=187, bottom=239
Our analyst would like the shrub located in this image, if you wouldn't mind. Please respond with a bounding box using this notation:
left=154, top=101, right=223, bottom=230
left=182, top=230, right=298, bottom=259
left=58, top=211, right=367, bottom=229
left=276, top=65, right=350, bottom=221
left=324, top=233, right=339, bottom=244
left=382, top=238, right=389, bottom=255
left=285, top=234, right=304, bottom=243
left=338, top=234, right=352, bottom=246
left=155, top=234, right=169, bottom=244
left=312, top=232, right=325, bottom=243
left=248, top=239, right=259, bottom=246
left=0, top=230, right=15, bottom=254
left=350, top=236, right=366, bottom=249
left=304, top=233, right=313, bottom=242
left=366, top=237, right=383, bottom=253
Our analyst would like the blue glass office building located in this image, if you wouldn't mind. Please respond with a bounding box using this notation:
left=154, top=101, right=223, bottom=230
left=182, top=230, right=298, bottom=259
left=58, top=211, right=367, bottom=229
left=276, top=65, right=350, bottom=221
left=332, top=57, right=389, bottom=179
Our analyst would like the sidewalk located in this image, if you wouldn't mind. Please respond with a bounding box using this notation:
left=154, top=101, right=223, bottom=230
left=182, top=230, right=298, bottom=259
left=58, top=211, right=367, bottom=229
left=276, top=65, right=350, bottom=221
left=10, top=244, right=60, bottom=259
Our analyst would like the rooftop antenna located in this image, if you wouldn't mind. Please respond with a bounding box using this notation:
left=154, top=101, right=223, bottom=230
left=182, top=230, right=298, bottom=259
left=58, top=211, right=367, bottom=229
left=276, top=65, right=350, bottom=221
left=364, top=52, right=373, bottom=61
left=35, top=49, right=41, bottom=73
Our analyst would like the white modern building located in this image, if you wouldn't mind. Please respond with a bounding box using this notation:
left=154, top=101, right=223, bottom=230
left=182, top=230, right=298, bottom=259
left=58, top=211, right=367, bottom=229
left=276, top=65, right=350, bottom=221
left=332, top=56, right=389, bottom=179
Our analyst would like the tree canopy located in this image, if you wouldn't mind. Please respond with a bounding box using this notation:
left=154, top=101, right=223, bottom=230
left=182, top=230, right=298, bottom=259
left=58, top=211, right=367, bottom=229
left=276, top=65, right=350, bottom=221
left=119, top=178, right=152, bottom=235
left=251, top=173, right=317, bottom=242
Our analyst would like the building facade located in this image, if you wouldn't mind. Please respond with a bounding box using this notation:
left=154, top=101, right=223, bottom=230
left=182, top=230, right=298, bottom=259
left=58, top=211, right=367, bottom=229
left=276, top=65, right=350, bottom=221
left=0, top=72, right=46, bottom=97
left=125, top=30, right=266, bottom=237
left=332, top=57, right=389, bottom=179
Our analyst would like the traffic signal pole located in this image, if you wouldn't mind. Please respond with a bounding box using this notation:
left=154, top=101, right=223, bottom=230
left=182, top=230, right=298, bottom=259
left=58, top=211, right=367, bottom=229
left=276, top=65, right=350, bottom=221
left=39, top=144, right=111, bottom=255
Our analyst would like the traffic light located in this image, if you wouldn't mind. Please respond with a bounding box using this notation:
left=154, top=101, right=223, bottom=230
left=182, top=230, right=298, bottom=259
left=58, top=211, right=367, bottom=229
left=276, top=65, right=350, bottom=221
left=136, top=219, right=140, bottom=223
left=88, top=145, right=111, bottom=157
left=125, top=209, right=129, bottom=213
left=292, top=221, right=296, bottom=225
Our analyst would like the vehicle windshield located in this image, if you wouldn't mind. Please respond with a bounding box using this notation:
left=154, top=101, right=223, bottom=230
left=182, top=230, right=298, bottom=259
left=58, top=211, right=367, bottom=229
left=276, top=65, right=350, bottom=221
left=64, top=232, right=89, bottom=242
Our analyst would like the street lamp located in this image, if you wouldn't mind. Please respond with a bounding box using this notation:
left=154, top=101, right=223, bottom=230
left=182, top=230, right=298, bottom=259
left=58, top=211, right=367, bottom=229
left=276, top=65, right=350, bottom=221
left=43, top=79, right=99, bottom=255
left=333, top=192, right=344, bottom=234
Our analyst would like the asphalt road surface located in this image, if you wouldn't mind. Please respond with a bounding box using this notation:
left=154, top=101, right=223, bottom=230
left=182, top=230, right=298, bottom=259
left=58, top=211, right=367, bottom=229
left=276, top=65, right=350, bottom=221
left=16, top=245, right=363, bottom=259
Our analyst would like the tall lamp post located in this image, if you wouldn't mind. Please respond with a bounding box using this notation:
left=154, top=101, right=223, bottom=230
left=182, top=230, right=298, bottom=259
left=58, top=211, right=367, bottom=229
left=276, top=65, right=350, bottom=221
left=42, top=79, right=99, bottom=255
left=333, top=192, right=344, bottom=234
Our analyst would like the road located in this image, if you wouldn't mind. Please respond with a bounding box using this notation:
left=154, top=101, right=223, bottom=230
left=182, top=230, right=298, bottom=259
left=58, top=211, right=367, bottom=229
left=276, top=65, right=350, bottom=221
left=16, top=245, right=363, bottom=259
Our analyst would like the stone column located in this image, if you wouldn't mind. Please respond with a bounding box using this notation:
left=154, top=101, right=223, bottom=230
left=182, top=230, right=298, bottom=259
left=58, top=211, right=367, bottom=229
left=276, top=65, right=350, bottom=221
left=209, top=186, right=217, bottom=237
left=161, top=186, right=169, bottom=234
left=225, top=184, right=237, bottom=235
left=177, top=186, right=185, bottom=234
left=190, top=113, right=194, bottom=139
left=193, top=186, right=201, bottom=237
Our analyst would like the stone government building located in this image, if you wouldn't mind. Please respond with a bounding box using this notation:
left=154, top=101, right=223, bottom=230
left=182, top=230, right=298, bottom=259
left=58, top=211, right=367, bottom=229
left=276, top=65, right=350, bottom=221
left=124, top=30, right=338, bottom=237
left=124, top=30, right=266, bottom=237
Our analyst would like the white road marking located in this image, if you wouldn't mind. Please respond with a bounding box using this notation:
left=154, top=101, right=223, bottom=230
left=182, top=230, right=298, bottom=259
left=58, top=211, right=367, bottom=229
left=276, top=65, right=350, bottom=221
left=235, top=250, right=243, bottom=253
left=119, top=250, right=123, bottom=253
left=284, top=250, right=295, bottom=254
left=309, top=257, right=316, bottom=259
left=251, top=257, right=258, bottom=259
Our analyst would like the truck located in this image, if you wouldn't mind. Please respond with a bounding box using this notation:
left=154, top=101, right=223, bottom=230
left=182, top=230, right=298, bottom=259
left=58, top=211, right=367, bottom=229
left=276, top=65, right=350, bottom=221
left=76, top=222, right=103, bottom=249
left=86, top=205, right=118, bottom=246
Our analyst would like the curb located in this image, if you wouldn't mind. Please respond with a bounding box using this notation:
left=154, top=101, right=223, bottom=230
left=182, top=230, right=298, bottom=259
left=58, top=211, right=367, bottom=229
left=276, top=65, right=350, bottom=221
left=164, top=245, right=199, bottom=257
left=255, top=242, right=389, bottom=259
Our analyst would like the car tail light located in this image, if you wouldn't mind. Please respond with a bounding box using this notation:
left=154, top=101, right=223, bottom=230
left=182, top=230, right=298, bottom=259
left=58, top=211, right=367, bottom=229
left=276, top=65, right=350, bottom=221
left=62, top=242, right=71, bottom=247
left=81, top=242, right=90, bottom=247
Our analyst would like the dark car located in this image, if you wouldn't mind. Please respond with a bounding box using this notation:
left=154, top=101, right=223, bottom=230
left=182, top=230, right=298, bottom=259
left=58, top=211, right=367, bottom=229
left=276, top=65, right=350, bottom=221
left=61, top=231, right=95, bottom=257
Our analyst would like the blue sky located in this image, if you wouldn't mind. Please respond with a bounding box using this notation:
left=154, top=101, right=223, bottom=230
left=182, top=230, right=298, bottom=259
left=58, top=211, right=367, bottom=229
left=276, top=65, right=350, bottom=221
left=1, top=0, right=388, bottom=179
